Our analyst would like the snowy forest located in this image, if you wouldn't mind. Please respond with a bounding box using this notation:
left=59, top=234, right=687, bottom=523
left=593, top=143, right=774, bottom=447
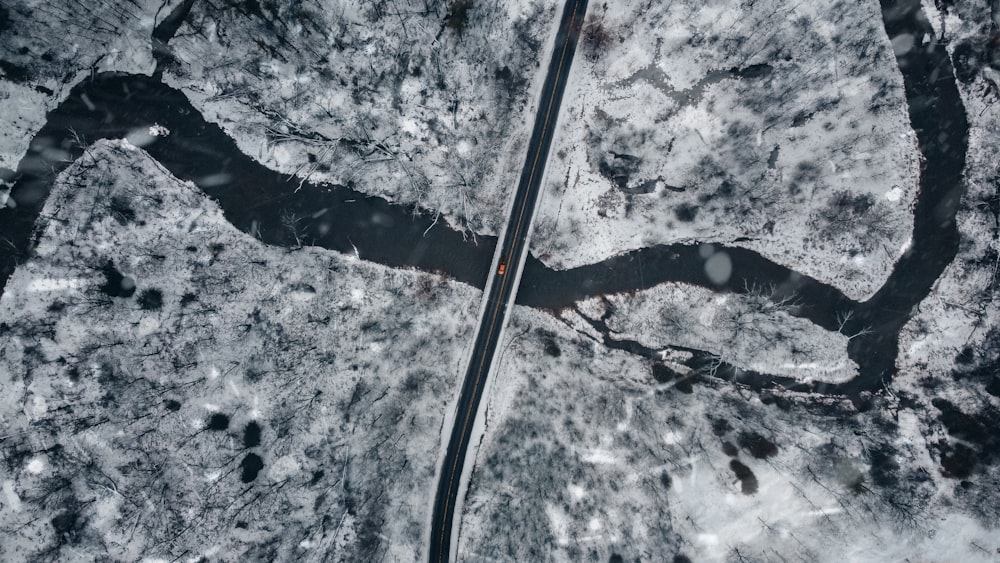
left=2, top=0, right=1000, bottom=561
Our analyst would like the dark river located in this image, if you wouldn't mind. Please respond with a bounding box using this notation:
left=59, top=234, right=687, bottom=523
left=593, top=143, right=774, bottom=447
left=0, top=0, right=970, bottom=398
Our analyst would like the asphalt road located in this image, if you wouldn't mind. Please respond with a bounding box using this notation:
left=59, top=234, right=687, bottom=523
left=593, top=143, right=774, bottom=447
left=428, top=0, right=589, bottom=560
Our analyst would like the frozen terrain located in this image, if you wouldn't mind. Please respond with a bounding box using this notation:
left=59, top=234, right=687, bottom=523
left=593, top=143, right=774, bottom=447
left=1, top=0, right=998, bottom=561
left=569, top=282, right=858, bottom=386
left=529, top=0, right=920, bottom=300
left=0, top=141, right=480, bottom=561
left=457, top=306, right=1000, bottom=562
left=163, top=0, right=562, bottom=235
left=454, top=2, right=1000, bottom=560
left=1, top=0, right=564, bottom=238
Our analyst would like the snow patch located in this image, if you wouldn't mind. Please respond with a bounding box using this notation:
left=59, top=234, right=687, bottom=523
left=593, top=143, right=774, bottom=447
left=2, top=480, right=22, bottom=511
left=885, top=186, right=904, bottom=202
left=25, top=458, right=45, bottom=474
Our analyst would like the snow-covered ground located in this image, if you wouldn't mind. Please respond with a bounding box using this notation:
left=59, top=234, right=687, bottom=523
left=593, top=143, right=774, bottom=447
left=456, top=3, right=1000, bottom=559
left=163, top=0, right=562, bottom=235
left=0, top=140, right=480, bottom=561
left=889, top=0, right=1000, bottom=523
left=1, top=1, right=565, bottom=239
left=571, top=282, right=857, bottom=385
left=3, top=1, right=998, bottom=560
left=458, top=306, right=999, bottom=561
left=530, top=0, right=920, bottom=301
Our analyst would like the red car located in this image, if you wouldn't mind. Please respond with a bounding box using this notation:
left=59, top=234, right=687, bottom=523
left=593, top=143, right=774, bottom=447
left=497, top=259, right=507, bottom=275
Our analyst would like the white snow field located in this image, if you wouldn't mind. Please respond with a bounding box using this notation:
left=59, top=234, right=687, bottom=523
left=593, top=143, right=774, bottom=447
left=530, top=0, right=920, bottom=301
left=0, top=140, right=480, bottom=561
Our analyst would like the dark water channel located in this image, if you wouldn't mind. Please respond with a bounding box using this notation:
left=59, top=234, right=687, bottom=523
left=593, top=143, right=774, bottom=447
left=0, top=0, right=969, bottom=398
left=0, top=74, right=497, bottom=290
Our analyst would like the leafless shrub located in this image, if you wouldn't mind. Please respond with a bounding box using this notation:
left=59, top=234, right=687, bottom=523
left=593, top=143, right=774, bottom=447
left=581, top=15, right=613, bottom=61
left=812, top=190, right=897, bottom=253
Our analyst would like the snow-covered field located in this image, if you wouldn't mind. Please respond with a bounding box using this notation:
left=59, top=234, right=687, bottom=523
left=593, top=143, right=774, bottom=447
left=0, top=141, right=480, bottom=561
left=3, top=0, right=999, bottom=560
left=530, top=0, right=920, bottom=300
left=1, top=1, right=564, bottom=239
left=572, top=282, right=857, bottom=385
left=458, top=306, right=999, bottom=561
left=457, top=3, right=1000, bottom=559
left=164, top=0, right=562, bottom=235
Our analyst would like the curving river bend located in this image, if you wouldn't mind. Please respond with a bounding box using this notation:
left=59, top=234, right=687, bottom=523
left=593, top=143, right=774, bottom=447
left=0, top=0, right=969, bottom=399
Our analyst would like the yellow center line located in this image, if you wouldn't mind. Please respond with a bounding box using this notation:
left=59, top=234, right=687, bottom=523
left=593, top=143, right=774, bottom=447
left=436, top=1, right=583, bottom=560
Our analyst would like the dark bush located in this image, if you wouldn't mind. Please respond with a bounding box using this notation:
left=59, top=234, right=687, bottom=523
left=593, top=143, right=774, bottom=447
left=109, top=196, right=136, bottom=225
left=51, top=509, right=81, bottom=544
left=582, top=15, right=613, bottom=61
left=207, top=413, right=230, bottom=431
left=240, top=453, right=265, bottom=482
left=674, top=378, right=694, bottom=393
left=137, top=288, right=163, bottom=310
left=987, top=377, right=1000, bottom=397
left=445, top=0, right=472, bottom=32
left=721, top=441, right=738, bottom=457
left=674, top=203, right=698, bottom=222
left=243, top=421, right=262, bottom=448
left=99, top=261, right=135, bottom=298
left=952, top=39, right=984, bottom=84
left=737, top=431, right=778, bottom=458
left=651, top=363, right=676, bottom=383
left=868, top=445, right=900, bottom=487
left=660, top=471, right=672, bottom=489
left=730, top=459, right=758, bottom=494
left=938, top=441, right=977, bottom=479
left=710, top=418, right=732, bottom=436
